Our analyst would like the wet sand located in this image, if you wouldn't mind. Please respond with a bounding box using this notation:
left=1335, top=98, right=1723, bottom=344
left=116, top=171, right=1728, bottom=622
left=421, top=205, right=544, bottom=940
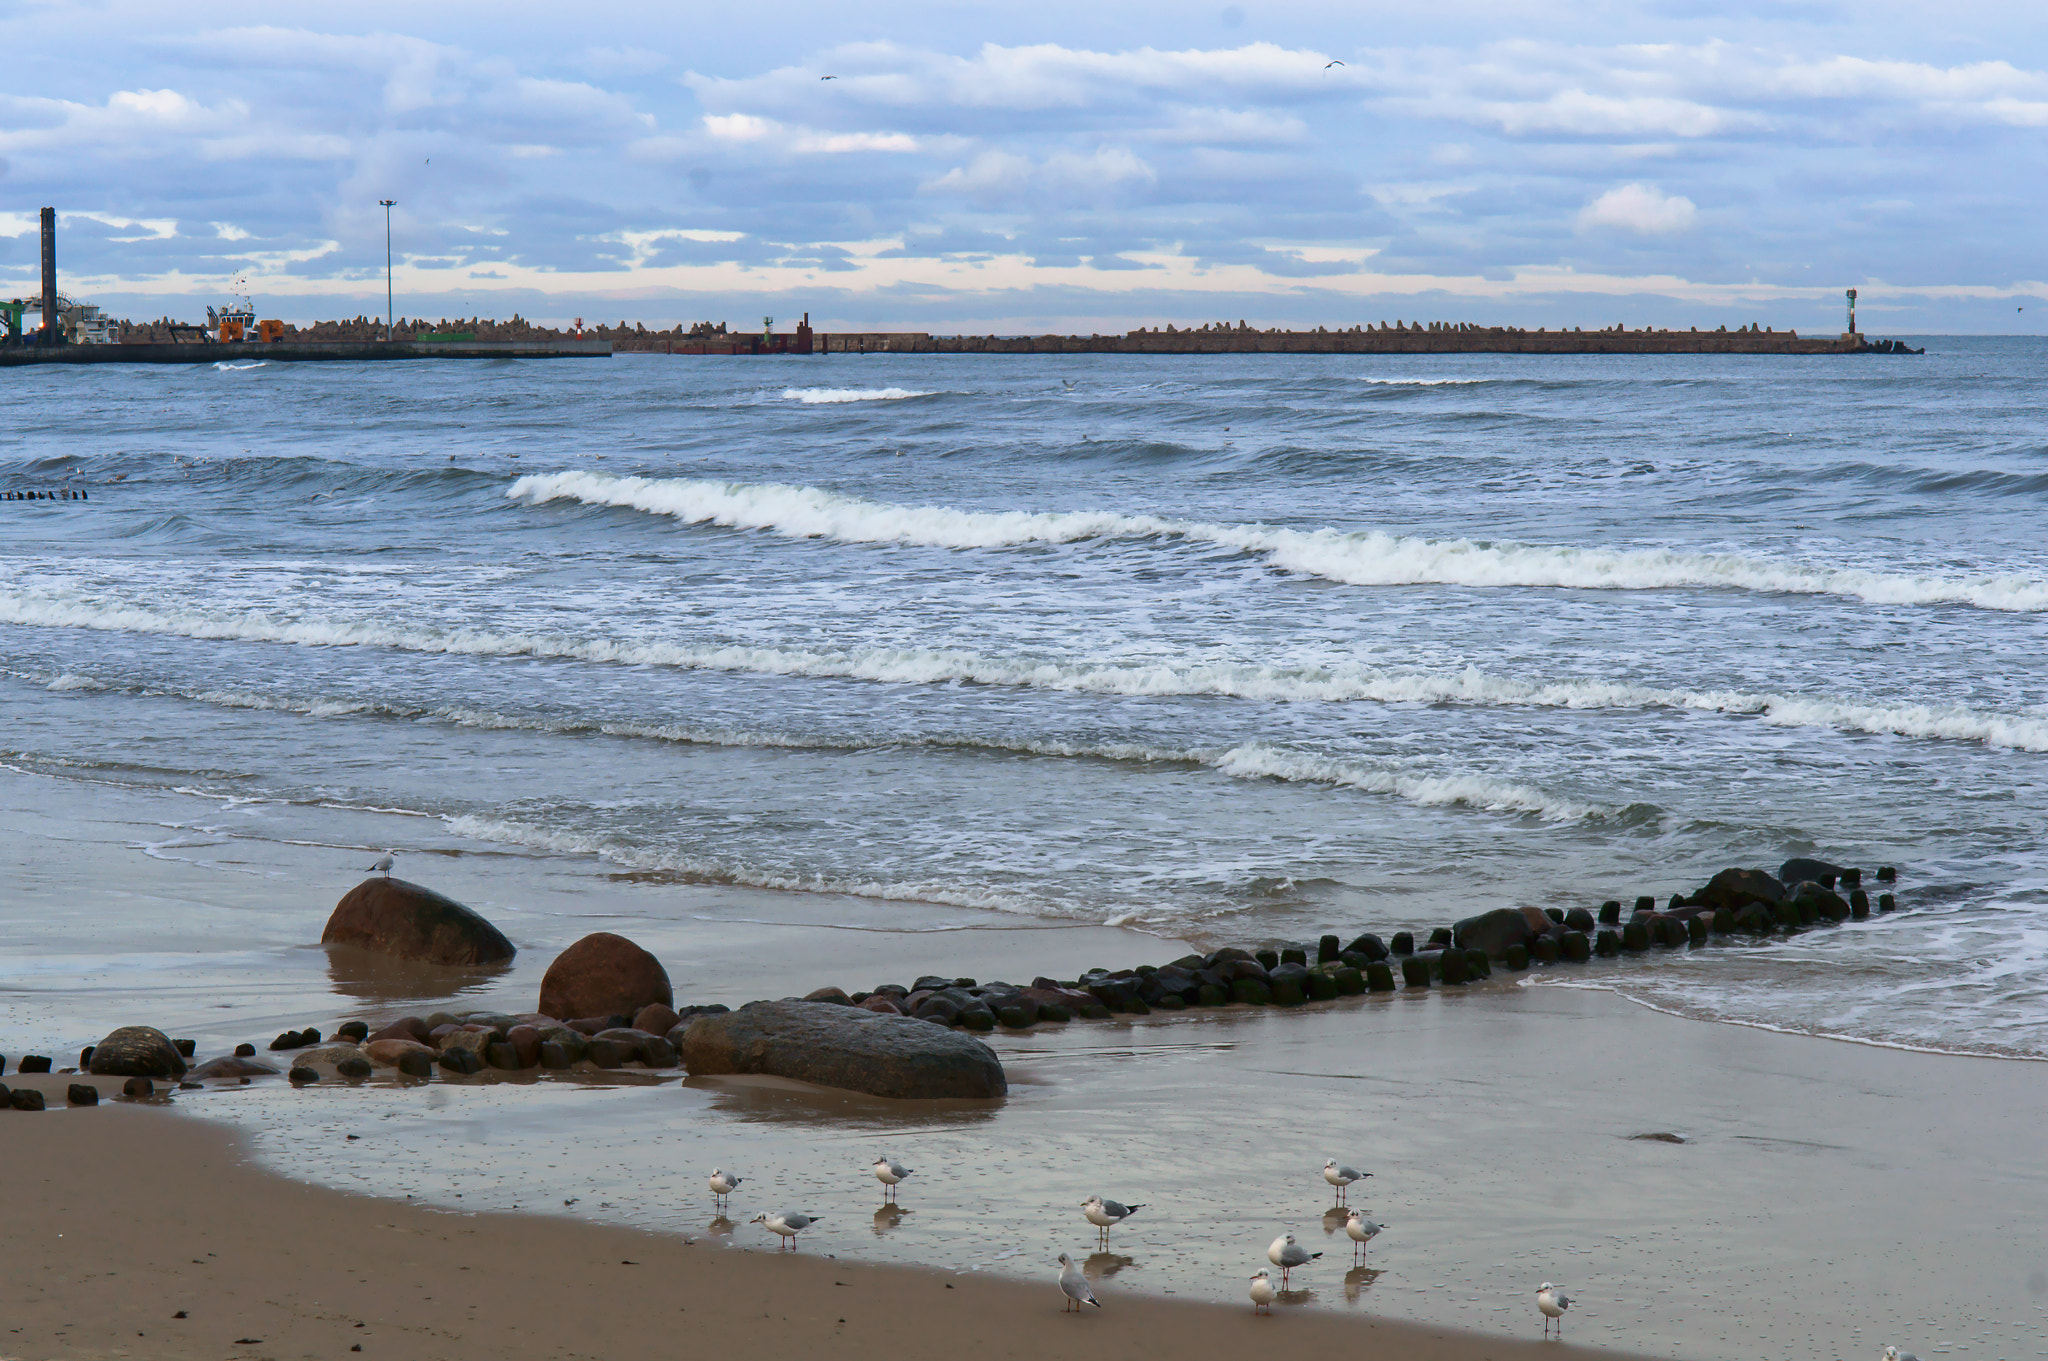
left=3, top=1101, right=1658, bottom=1361
left=8, top=768, right=2048, bottom=1359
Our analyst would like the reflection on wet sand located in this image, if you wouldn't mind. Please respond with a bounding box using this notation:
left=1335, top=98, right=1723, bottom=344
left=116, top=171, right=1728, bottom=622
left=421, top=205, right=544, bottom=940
left=1083, top=1251, right=1134, bottom=1280
left=323, top=943, right=510, bottom=1007
left=683, top=1073, right=1003, bottom=1131
left=1343, top=1266, right=1382, bottom=1305
left=1320, top=1206, right=1352, bottom=1236
left=704, top=1215, right=735, bottom=1239
left=872, top=1203, right=911, bottom=1236
left=1278, top=1287, right=1319, bottom=1307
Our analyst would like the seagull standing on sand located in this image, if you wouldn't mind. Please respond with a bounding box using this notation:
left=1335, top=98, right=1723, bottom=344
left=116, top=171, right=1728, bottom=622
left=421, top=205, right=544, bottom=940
left=1268, top=1233, right=1321, bottom=1288
left=708, top=1168, right=742, bottom=1210
left=368, top=851, right=394, bottom=878
left=750, top=1210, right=818, bottom=1250
left=1057, top=1253, right=1100, bottom=1312
left=872, top=1154, right=912, bottom=1199
left=1323, top=1159, right=1370, bottom=1203
left=1082, top=1195, right=1143, bottom=1247
left=1537, top=1282, right=1572, bottom=1336
left=1881, top=1348, right=1922, bottom=1361
left=1249, top=1269, right=1277, bottom=1314
left=1344, top=1210, right=1383, bottom=1262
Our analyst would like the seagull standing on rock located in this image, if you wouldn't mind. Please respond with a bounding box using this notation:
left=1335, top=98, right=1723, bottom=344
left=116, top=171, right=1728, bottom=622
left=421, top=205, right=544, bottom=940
left=1323, top=1159, right=1370, bottom=1203
left=708, top=1168, right=742, bottom=1210
left=367, top=851, right=394, bottom=878
left=750, top=1210, right=818, bottom=1250
left=1537, top=1282, right=1572, bottom=1336
left=872, top=1154, right=912, bottom=1199
left=1249, top=1269, right=1277, bottom=1314
left=1268, top=1233, right=1321, bottom=1288
left=1082, top=1195, right=1143, bottom=1247
left=1057, top=1253, right=1100, bottom=1312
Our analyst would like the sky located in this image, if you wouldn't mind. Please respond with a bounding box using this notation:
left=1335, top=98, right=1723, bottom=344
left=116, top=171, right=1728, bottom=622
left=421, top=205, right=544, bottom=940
left=0, top=0, right=2042, bottom=333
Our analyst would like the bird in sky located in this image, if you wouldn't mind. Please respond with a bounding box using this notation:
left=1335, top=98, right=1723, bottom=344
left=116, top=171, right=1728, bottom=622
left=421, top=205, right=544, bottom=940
left=821, top=74, right=838, bottom=80
left=1325, top=59, right=1345, bottom=67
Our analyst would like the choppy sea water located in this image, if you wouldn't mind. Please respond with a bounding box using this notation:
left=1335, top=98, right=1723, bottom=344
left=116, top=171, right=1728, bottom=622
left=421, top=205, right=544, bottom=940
left=3, top=342, right=2045, bottom=1056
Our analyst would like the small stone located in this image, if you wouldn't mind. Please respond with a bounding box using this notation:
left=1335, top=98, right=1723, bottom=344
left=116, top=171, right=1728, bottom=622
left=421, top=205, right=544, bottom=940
left=68, top=1083, right=99, bottom=1106
left=289, top=1066, right=319, bottom=1084
left=1342, top=932, right=1389, bottom=960
left=633, top=1002, right=682, bottom=1034
left=1712, top=906, right=1737, bottom=933
left=440, top=1047, right=484, bottom=1075
left=19, top=1056, right=52, bottom=1074
left=1400, top=956, right=1432, bottom=988
left=87, top=1028, right=186, bottom=1079
left=335, top=1021, right=370, bottom=1043
left=1599, top=900, right=1622, bottom=922
left=1564, top=907, right=1597, bottom=933
left=1254, top=948, right=1280, bottom=971
left=189, top=1056, right=280, bottom=1080
left=1531, top=936, right=1561, bottom=964
left=1687, top=914, right=1710, bottom=944
left=957, top=1009, right=996, bottom=1032
left=336, top=1057, right=373, bottom=1080
left=586, top=1038, right=628, bottom=1068
left=11, top=1087, right=46, bottom=1111
left=370, top=1017, right=432, bottom=1046
left=803, top=987, right=853, bottom=1006
left=1305, top=969, right=1340, bottom=1001
left=1427, top=927, right=1453, bottom=948
left=173, top=1038, right=197, bottom=1057
left=79, top=1045, right=95, bottom=1069
left=270, top=1030, right=308, bottom=1052
left=1634, top=895, right=1655, bottom=913
left=1840, top=867, right=1863, bottom=887
left=1364, top=961, right=1396, bottom=992
left=1279, top=946, right=1307, bottom=966
left=1502, top=943, right=1530, bottom=970
left=1878, top=893, right=1896, bottom=912
left=538, top=1041, right=574, bottom=1069
left=1559, top=931, right=1591, bottom=963
left=1621, top=920, right=1650, bottom=952
left=1317, top=934, right=1340, bottom=963
left=395, top=1051, right=434, bottom=1078
left=486, top=1040, right=524, bottom=1070
left=1595, top=930, right=1620, bottom=957
left=1230, top=977, right=1273, bottom=1005
left=1849, top=889, right=1870, bottom=919
left=122, top=1077, right=154, bottom=1098
left=1196, top=983, right=1230, bottom=1007
left=1389, top=931, right=1414, bottom=956
left=234, top=1043, right=256, bottom=1057
left=1876, top=866, right=1897, bottom=883
left=1439, top=950, right=1471, bottom=985
left=365, top=1038, right=439, bottom=1067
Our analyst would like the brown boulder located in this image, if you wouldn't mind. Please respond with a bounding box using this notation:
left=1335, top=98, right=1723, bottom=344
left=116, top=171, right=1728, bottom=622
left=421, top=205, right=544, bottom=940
left=506, top=1025, right=543, bottom=1068
left=370, top=1017, right=432, bottom=1046
left=321, top=878, right=515, bottom=966
left=364, top=1038, right=439, bottom=1067
left=86, top=1026, right=188, bottom=1080
left=633, top=1003, right=681, bottom=1036
left=1690, top=868, right=1786, bottom=914
left=679, top=1000, right=1006, bottom=1100
left=537, top=933, right=672, bottom=1022
left=189, top=1055, right=281, bottom=1079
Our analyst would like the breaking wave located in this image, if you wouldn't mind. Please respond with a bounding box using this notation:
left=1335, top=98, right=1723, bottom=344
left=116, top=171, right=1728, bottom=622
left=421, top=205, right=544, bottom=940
left=780, top=386, right=935, bottom=404
left=506, top=472, right=2048, bottom=613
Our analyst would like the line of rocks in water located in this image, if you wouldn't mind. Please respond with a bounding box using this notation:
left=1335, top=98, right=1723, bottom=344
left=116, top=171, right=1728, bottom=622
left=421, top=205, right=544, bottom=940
left=0, top=858, right=1898, bottom=1107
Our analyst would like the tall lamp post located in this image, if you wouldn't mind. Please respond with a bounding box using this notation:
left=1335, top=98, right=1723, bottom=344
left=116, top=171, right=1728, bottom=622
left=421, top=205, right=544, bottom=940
left=379, top=199, right=396, bottom=340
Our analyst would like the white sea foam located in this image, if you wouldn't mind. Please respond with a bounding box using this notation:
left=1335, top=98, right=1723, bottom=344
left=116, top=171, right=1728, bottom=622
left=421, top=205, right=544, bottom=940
left=212, top=360, right=268, bottom=372
left=8, top=586, right=2048, bottom=752
left=780, top=386, right=933, bottom=404
left=1355, top=377, right=1489, bottom=386
left=506, top=472, right=2048, bottom=613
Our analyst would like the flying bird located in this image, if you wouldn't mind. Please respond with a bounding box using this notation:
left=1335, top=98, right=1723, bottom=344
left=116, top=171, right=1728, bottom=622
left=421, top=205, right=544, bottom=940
left=1267, top=1233, right=1320, bottom=1288
left=1057, top=1253, right=1100, bottom=1312
left=1325, top=59, right=1345, bottom=68
left=1249, top=1269, right=1276, bottom=1314
left=1537, top=1282, right=1573, bottom=1336
left=821, top=74, right=838, bottom=80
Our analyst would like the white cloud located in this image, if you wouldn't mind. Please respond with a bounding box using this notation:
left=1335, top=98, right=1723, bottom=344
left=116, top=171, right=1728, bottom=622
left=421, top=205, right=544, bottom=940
left=1577, top=183, right=1698, bottom=235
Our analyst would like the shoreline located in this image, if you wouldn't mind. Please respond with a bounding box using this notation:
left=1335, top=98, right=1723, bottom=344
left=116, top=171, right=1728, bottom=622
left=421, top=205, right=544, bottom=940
left=2, top=1100, right=1661, bottom=1361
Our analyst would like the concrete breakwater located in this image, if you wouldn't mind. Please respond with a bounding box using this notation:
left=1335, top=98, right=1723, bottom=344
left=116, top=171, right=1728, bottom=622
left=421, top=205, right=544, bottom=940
left=0, top=337, right=613, bottom=366
left=0, top=858, right=1900, bottom=1107
left=808, top=321, right=1921, bottom=356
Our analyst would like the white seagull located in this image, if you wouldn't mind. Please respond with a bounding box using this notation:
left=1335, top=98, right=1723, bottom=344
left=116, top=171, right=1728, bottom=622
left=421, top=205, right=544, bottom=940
left=1323, top=1159, right=1370, bottom=1202
left=1537, top=1282, right=1572, bottom=1336
left=367, top=851, right=395, bottom=878
left=1268, top=1233, right=1321, bottom=1288
left=1249, top=1269, right=1277, bottom=1314
left=872, top=1154, right=912, bottom=1199
left=1058, top=1253, right=1100, bottom=1312
left=708, top=1168, right=742, bottom=1209
left=1344, top=1210, right=1384, bottom=1261
left=751, top=1210, right=819, bottom=1250
left=1881, top=1349, right=1922, bottom=1361
left=1081, top=1195, right=1144, bottom=1247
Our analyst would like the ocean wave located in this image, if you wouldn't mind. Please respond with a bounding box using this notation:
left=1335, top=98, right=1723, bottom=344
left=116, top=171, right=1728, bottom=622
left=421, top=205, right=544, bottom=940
left=780, top=386, right=935, bottom=404
left=9, top=596, right=2048, bottom=756
left=1355, top=377, right=1490, bottom=386
left=212, top=361, right=268, bottom=372
left=505, top=472, right=2048, bottom=613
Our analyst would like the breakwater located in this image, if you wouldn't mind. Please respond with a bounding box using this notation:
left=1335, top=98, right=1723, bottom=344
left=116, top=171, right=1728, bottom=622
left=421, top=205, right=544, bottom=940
left=0, top=337, right=612, bottom=366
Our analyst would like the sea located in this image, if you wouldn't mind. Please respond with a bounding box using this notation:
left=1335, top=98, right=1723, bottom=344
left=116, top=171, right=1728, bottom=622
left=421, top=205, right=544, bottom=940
left=3, top=341, right=2046, bottom=1059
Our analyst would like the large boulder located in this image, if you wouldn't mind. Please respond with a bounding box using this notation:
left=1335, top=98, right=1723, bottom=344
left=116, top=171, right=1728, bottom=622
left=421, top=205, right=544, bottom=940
left=86, top=1026, right=188, bottom=1079
left=321, top=878, right=515, bottom=966
left=678, top=1000, right=1006, bottom=1100
left=538, top=933, right=672, bottom=1022
left=1452, top=907, right=1538, bottom=959
left=1778, top=857, right=1845, bottom=889
left=1691, top=868, right=1786, bottom=914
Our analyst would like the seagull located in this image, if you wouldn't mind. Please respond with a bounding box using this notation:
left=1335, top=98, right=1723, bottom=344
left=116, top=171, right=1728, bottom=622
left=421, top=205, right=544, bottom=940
left=1323, top=1159, right=1370, bottom=1203
left=1081, top=1195, right=1144, bottom=1247
left=1881, top=1349, right=1922, bottom=1361
left=708, top=1168, right=742, bottom=1209
left=1057, top=1253, right=1100, bottom=1312
left=872, top=1154, right=912, bottom=1199
left=1268, top=1233, right=1321, bottom=1288
left=1537, top=1282, right=1572, bottom=1336
left=367, top=851, right=395, bottom=878
left=1325, top=59, right=1345, bottom=68
left=1249, top=1269, right=1276, bottom=1314
left=750, top=1210, right=818, bottom=1250
left=820, top=74, right=838, bottom=80
left=1344, top=1211, right=1383, bottom=1262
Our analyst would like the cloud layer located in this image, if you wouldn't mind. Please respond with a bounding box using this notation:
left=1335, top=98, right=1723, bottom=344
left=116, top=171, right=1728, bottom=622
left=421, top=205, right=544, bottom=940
left=0, top=2, right=2040, bottom=331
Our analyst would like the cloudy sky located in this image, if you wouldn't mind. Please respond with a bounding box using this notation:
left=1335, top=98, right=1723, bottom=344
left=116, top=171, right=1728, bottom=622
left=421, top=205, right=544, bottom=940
left=1, top=0, right=2042, bottom=332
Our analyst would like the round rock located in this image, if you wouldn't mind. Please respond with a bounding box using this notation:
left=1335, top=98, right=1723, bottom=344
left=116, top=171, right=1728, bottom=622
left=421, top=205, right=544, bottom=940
left=321, top=877, right=516, bottom=966
left=537, top=932, right=673, bottom=1022
left=86, top=1026, right=188, bottom=1080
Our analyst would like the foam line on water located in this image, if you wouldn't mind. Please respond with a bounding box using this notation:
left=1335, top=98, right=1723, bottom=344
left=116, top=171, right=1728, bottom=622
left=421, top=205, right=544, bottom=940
left=506, top=472, right=2048, bottom=613
left=780, top=386, right=934, bottom=404
left=8, top=589, right=2048, bottom=752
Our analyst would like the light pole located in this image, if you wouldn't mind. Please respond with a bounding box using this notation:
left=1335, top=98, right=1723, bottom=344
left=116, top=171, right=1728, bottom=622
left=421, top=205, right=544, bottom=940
left=379, top=199, right=396, bottom=340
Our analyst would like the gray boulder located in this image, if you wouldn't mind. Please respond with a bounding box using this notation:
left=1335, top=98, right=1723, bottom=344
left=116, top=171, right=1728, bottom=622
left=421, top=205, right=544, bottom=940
left=678, top=1000, right=1006, bottom=1100
left=1452, top=906, right=1539, bottom=959
left=1690, top=868, right=1785, bottom=913
left=86, top=1026, right=188, bottom=1079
